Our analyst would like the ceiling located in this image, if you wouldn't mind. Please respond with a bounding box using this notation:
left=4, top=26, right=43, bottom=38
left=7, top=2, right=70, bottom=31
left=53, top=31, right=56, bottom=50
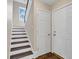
left=39, top=0, right=57, bottom=5
left=8, top=0, right=57, bottom=6
left=14, top=0, right=27, bottom=4
left=8, top=0, right=28, bottom=5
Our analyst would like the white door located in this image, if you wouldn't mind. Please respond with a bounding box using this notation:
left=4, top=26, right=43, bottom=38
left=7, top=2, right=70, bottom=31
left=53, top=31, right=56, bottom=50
left=53, top=5, right=72, bottom=59
left=37, top=10, right=52, bottom=55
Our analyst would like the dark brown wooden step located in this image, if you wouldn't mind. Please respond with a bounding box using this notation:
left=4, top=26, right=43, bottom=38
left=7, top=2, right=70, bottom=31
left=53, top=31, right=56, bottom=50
left=12, top=37, right=28, bottom=39
left=12, top=28, right=24, bottom=29
left=12, top=31, right=25, bottom=32
left=12, top=33, right=26, bottom=35
left=10, top=51, right=33, bottom=59
left=11, top=45, right=31, bottom=51
left=11, top=40, right=29, bottom=45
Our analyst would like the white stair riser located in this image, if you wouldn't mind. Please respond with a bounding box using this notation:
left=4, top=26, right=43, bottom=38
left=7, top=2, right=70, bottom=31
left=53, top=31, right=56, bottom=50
left=12, top=32, right=26, bottom=34
left=12, top=27, right=24, bottom=28
left=12, top=29, right=25, bottom=31
left=12, top=29, right=25, bottom=30
left=12, top=35, right=27, bottom=38
left=11, top=38, right=29, bottom=42
left=19, top=55, right=33, bottom=59
left=11, top=43, right=31, bottom=48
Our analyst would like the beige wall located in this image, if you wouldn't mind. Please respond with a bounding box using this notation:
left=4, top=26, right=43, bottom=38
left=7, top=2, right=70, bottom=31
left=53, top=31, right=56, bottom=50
left=52, top=0, right=72, bottom=9
left=13, top=1, right=26, bottom=26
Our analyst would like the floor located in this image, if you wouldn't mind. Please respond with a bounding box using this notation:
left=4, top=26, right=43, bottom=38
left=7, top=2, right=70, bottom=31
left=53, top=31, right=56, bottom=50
left=35, top=52, right=60, bottom=59
left=36, top=55, right=59, bottom=59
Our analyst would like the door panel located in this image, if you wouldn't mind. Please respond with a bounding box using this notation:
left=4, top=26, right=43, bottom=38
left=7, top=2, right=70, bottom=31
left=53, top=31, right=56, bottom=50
left=37, top=10, right=51, bottom=55
left=53, top=5, right=72, bottom=59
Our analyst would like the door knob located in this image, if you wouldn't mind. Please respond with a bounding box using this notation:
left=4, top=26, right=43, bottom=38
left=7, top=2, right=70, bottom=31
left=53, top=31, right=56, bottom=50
left=53, top=31, right=56, bottom=36
left=53, top=34, right=56, bottom=36
left=48, top=34, right=51, bottom=36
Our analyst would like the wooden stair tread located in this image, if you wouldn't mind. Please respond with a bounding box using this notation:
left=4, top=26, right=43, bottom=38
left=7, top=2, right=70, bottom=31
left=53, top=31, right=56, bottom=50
left=12, top=33, right=26, bottom=35
left=12, top=31, right=25, bottom=32
left=10, top=27, right=33, bottom=59
left=10, top=51, right=33, bottom=59
left=11, top=45, right=31, bottom=51
left=12, top=28, right=24, bottom=29
left=11, top=40, right=29, bottom=45
left=12, top=37, right=28, bottom=39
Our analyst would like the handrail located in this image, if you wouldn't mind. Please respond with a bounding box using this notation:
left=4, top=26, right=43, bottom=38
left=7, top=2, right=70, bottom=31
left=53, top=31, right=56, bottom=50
left=24, top=0, right=29, bottom=23
left=26, top=0, right=29, bottom=10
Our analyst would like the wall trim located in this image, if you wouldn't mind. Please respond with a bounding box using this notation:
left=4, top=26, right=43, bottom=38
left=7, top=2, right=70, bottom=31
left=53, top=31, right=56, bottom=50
left=53, top=2, right=72, bottom=11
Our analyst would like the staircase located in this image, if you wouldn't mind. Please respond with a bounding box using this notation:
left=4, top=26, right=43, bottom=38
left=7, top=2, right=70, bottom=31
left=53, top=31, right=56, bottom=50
left=10, top=27, right=33, bottom=59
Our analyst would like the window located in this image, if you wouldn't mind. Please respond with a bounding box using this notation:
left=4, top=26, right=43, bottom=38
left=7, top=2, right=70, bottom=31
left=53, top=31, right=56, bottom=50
left=19, top=7, right=26, bottom=22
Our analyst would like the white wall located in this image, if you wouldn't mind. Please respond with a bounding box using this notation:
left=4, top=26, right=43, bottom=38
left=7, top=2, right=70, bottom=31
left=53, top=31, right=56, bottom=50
left=25, top=0, right=34, bottom=49
left=7, top=0, right=13, bottom=59
left=25, top=0, right=32, bottom=22
left=52, top=3, right=72, bottom=59
left=13, top=1, right=26, bottom=26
